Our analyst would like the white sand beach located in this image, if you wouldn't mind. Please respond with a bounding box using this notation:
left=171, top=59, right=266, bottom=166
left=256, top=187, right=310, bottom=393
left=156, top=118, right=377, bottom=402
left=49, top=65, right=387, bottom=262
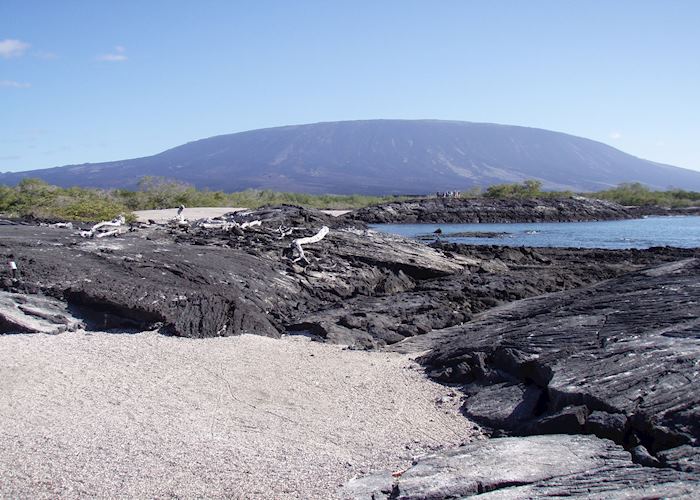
left=133, top=207, right=248, bottom=223
left=0, top=331, right=478, bottom=499
left=133, top=207, right=351, bottom=223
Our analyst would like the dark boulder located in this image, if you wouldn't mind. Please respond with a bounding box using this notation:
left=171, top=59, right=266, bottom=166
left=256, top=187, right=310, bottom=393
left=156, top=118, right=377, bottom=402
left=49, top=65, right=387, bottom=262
left=461, top=383, right=542, bottom=431
left=584, top=410, right=628, bottom=443
left=529, top=405, right=589, bottom=435
left=631, top=444, right=662, bottom=468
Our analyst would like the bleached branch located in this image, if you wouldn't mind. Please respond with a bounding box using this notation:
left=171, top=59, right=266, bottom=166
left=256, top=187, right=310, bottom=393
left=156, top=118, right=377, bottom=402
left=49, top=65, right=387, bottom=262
left=291, top=226, right=329, bottom=263
left=80, top=215, right=126, bottom=238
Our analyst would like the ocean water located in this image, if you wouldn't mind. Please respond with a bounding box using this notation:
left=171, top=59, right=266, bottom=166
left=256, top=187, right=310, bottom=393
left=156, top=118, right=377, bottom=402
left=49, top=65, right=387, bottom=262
left=371, top=216, right=700, bottom=249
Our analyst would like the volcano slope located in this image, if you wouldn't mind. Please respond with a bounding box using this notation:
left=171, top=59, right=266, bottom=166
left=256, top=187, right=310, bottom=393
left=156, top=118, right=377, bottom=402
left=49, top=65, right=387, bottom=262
left=1, top=205, right=700, bottom=497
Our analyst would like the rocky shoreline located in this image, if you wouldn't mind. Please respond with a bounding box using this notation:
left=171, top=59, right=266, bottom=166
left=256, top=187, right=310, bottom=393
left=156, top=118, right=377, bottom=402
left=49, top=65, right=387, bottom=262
left=629, top=205, right=700, bottom=218
left=2, top=205, right=699, bottom=497
left=344, top=195, right=700, bottom=225
left=345, top=196, right=634, bottom=224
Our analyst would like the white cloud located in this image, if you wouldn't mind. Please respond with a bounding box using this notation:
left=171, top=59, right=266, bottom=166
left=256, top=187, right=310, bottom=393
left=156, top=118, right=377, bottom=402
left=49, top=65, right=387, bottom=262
left=0, top=39, right=31, bottom=58
left=96, top=45, right=127, bottom=62
left=0, top=80, right=31, bottom=88
left=609, top=131, right=622, bottom=140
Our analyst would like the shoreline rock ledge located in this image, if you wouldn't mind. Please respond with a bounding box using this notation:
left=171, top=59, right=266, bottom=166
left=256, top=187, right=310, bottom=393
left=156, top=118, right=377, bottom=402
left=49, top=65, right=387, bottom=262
left=355, top=257, right=700, bottom=498
left=342, top=435, right=700, bottom=499
left=413, top=258, right=700, bottom=463
left=344, top=196, right=633, bottom=224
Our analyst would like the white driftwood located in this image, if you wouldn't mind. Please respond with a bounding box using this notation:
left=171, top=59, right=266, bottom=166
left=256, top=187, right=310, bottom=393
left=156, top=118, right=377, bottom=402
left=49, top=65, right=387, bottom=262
left=291, top=226, right=329, bottom=263
left=199, top=219, right=261, bottom=231
left=80, top=215, right=126, bottom=238
left=40, top=222, right=73, bottom=229
left=200, top=221, right=234, bottom=230
left=95, top=228, right=122, bottom=239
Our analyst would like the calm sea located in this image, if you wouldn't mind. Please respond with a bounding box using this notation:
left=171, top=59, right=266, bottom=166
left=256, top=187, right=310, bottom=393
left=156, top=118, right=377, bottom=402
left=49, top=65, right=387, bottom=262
left=371, top=216, right=700, bottom=249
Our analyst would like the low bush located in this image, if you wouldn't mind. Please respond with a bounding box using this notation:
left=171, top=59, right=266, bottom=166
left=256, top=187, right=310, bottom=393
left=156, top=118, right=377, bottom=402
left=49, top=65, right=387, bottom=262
left=1, top=177, right=697, bottom=222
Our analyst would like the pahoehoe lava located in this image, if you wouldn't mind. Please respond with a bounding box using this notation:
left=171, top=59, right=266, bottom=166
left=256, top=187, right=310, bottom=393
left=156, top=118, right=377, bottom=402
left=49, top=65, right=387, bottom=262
left=2, top=202, right=699, bottom=497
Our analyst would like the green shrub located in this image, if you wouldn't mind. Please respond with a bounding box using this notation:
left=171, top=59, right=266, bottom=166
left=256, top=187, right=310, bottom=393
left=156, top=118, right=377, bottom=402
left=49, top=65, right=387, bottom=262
left=589, top=183, right=700, bottom=208
left=485, top=180, right=544, bottom=198
left=2, top=176, right=699, bottom=222
left=0, top=179, right=132, bottom=221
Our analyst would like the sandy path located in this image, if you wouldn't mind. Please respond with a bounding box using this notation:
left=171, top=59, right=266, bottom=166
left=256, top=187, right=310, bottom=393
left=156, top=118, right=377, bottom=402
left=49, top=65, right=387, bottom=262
left=0, top=332, right=477, bottom=499
left=133, top=207, right=248, bottom=223
left=133, top=207, right=351, bottom=223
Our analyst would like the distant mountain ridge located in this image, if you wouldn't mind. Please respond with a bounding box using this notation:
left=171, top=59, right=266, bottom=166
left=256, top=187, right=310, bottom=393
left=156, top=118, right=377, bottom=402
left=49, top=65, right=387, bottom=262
left=2, top=119, right=700, bottom=194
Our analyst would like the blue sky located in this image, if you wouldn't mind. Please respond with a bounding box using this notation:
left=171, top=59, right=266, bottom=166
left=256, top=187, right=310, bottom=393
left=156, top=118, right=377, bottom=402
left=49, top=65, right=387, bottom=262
left=1, top=0, right=699, bottom=173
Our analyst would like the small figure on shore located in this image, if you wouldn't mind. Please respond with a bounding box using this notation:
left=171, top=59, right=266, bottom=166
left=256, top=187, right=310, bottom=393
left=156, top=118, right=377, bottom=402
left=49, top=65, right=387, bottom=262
left=171, top=205, right=189, bottom=227
left=436, top=191, right=461, bottom=198
left=9, top=260, right=18, bottom=280
left=3, top=255, right=23, bottom=291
